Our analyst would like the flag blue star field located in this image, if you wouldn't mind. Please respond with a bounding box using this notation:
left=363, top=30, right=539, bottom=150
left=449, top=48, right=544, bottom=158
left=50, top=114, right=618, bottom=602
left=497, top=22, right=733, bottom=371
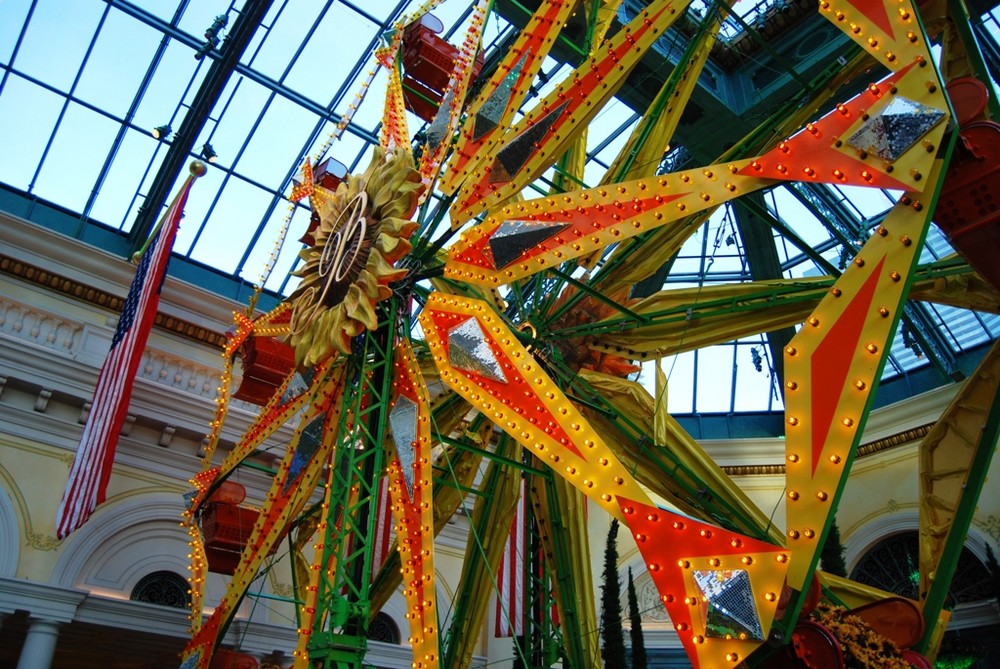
left=56, top=174, right=197, bottom=539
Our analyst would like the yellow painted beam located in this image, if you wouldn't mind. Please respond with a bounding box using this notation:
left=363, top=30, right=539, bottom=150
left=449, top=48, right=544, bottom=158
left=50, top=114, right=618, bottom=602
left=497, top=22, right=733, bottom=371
left=447, top=160, right=771, bottom=286
left=185, top=365, right=345, bottom=669
left=419, top=292, right=653, bottom=520
left=784, top=161, right=944, bottom=592
left=449, top=0, right=694, bottom=223
left=386, top=341, right=440, bottom=669
left=578, top=369, right=784, bottom=544
left=590, top=278, right=832, bottom=358
left=602, top=17, right=722, bottom=184
left=439, top=0, right=579, bottom=198
left=918, top=341, right=1000, bottom=605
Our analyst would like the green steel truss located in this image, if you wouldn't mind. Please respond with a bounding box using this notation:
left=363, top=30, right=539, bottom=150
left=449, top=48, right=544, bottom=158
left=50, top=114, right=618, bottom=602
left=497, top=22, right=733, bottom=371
left=307, top=298, right=401, bottom=669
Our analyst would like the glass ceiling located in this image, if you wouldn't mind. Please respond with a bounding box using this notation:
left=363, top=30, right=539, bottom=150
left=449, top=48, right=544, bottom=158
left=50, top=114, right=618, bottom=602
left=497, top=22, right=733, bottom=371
left=2, top=0, right=999, bottom=431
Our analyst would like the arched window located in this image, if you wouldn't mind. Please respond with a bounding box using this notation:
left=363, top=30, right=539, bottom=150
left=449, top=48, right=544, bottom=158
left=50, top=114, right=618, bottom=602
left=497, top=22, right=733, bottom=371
left=130, top=570, right=191, bottom=609
left=366, top=611, right=401, bottom=644
left=850, top=532, right=993, bottom=605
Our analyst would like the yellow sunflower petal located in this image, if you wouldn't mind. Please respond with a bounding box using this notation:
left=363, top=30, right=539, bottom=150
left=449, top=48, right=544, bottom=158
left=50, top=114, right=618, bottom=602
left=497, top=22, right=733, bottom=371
left=343, top=284, right=378, bottom=330
left=360, top=269, right=393, bottom=302
left=356, top=269, right=379, bottom=298
left=343, top=319, right=365, bottom=338
left=379, top=217, right=418, bottom=239
left=322, top=307, right=351, bottom=357
left=374, top=232, right=411, bottom=264
left=379, top=189, right=419, bottom=221
left=367, top=250, right=408, bottom=284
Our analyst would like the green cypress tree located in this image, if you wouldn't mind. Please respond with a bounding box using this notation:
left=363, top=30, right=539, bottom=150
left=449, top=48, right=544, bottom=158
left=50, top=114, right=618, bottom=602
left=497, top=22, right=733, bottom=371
left=820, top=519, right=848, bottom=577
left=627, top=567, right=648, bottom=669
left=601, top=519, right=627, bottom=668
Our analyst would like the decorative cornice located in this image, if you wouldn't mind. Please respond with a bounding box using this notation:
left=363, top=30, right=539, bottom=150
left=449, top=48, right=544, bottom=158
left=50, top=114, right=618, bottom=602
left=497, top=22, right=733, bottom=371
left=0, top=576, right=88, bottom=621
left=722, top=464, right=786, bottom=477
left=721, top=423, right=935, bottom=476
left=855, top=424, right=933, bottom=458
left=0, top=254, right=226, bottom=348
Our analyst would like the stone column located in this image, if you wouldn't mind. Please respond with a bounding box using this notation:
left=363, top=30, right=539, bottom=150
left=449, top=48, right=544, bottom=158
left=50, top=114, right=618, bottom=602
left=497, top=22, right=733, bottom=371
left=15, top=617, right=61, bottom=669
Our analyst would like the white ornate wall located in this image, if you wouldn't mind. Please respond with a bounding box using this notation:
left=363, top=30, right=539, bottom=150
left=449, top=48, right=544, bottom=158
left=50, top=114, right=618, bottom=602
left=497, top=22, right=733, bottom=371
left=0, top=480, right=20, bottom=577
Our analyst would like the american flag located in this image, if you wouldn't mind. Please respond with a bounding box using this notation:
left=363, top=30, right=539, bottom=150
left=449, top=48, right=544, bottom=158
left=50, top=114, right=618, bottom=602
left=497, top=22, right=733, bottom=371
left=56, top=171, right=198, bottom=539
left=496, top=480, right=527, bottom=637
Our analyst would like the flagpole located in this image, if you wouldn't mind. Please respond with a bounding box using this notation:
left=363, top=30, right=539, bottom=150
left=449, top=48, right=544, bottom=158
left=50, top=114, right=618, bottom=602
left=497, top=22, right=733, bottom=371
left=131, top=161, right=207, bottom=263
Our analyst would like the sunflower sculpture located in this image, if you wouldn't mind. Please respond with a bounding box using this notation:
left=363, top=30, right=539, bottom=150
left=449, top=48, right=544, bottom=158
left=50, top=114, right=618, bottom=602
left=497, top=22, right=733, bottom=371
left=288, top=146, right=422, bottom=366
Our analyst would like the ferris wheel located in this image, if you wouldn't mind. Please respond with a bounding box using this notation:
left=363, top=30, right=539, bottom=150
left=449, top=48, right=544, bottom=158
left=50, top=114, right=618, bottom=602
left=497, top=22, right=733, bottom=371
left=177, top=0, right=1000, bottom=667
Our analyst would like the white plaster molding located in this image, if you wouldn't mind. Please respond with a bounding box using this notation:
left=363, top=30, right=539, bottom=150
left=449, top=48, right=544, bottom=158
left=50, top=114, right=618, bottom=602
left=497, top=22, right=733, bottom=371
left=0, top=326, right=103, bottom=400
left=700, top=437, right=784, bottom=467
left=52, top=492, right=189, bottom=589
left=0, top=482, right=19, bottom=577
left=212, top=616, right=432, bottom=667
left=0, top=582, right=289, bottom=660
left=843, top=512, right=997, bottom=572
left=365, top=640, right=424, bottom=669
left=0, top=333, right=293, bottom=447
left=0, top=298, right=222, bottom=408
left=0, top=296, right=82, bottom=357
left=135, top=348, right=222, bottom=402
left=842, top=511, right=917, bottom=573
left=0, top=396, right=202, bottom=485
left=51, top=490, right=280, bottom=622
left=76, top=592, right=192, bottom=636
left=863, top=383, right=957, bottom=441
left=77, top=594, right=295, bottom=653
left=0, top=211, right=250, bottom=331
left=949, top=599, right=1000, bottom=630
left=221, top=617, right=299, bottom=656
left=438, top=513, right=472, bottom=550
left=620, top=553, right=673, bottom=624
left=0, top=216, right=296, bottom=449
left=83, top=525, right=192, bottom=595
left=0, top=404, right=278, bottom=528
left=0, top=576, right=87, bottom=621
left=0, top=400, right=88, bottom=454
left=0, top=311, right=227, bottom=428
left=0, top=355, right=293, bottom=493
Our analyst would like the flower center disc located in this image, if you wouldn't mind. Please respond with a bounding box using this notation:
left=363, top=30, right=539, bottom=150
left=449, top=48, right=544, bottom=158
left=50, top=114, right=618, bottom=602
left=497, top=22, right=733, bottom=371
left=317, top=191, right=375, bottom=308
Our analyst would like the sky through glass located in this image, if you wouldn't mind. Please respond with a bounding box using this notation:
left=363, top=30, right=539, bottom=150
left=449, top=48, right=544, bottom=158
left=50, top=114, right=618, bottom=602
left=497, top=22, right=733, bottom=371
left=2, top=0, right=998, bottom=422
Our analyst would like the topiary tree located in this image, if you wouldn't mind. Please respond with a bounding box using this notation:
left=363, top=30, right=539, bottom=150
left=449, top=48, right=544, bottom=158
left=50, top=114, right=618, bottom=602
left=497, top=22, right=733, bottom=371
left=627, top=567, right=648, bottom=669
left=601, top=519, right=627, bottom=668
left=820, top=518, right=848, bottom=577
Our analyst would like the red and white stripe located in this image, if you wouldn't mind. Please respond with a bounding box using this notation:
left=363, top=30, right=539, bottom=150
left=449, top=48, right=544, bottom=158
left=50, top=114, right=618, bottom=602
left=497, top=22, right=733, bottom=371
left=56, top=176, right=195, bottom=539
left=495, top=480, right=527, bottom=637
